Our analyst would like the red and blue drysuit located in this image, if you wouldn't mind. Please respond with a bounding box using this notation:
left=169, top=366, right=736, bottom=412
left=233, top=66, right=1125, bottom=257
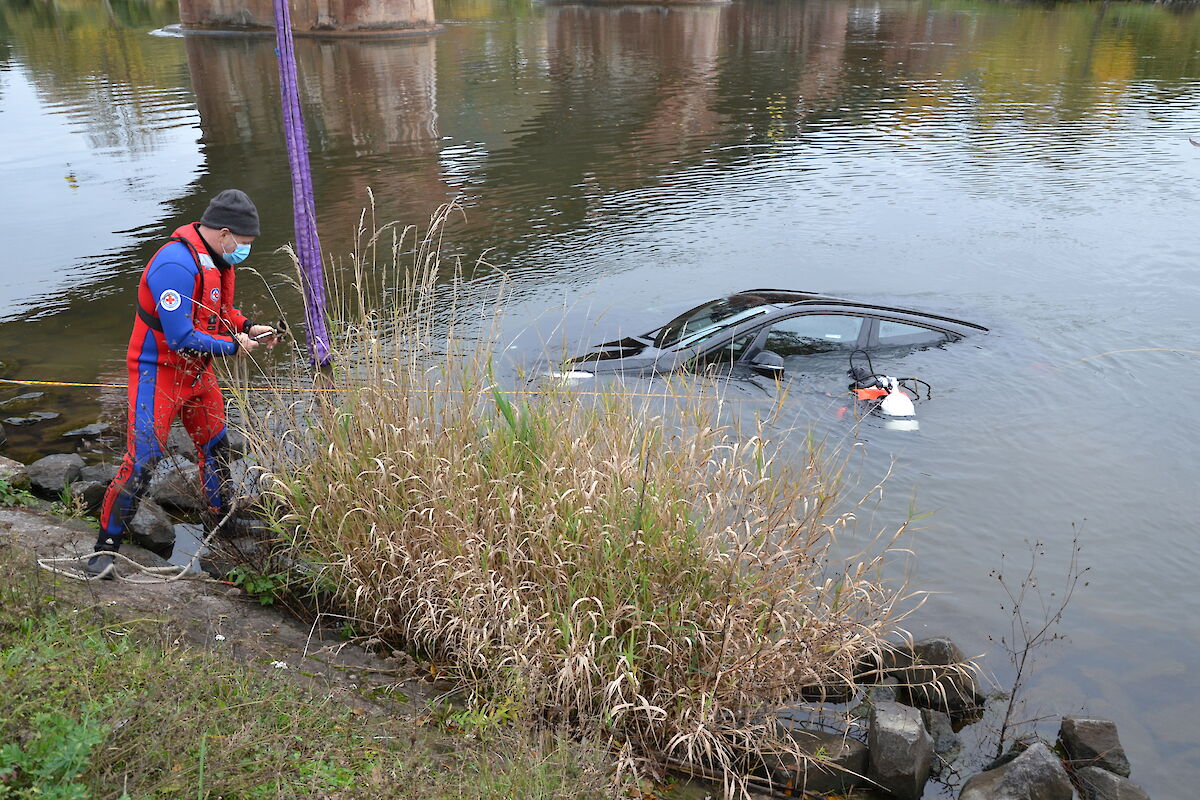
left=97, top=223, right=253, bottom=550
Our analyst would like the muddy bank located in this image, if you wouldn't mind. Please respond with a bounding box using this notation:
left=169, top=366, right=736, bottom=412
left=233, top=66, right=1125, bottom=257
left=0, top=508, right=432, bottom=708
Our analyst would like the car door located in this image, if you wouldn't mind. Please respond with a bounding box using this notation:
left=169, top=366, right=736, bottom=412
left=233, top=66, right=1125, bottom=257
left=744, top=312, right=869, bottom=369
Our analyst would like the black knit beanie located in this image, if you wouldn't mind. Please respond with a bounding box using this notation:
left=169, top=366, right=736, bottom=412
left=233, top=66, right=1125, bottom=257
left=200, top=189, right=261, bottom=237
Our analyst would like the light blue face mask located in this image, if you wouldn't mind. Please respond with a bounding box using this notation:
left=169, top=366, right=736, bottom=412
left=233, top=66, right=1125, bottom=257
left=224, top=237, right=252, bottom=265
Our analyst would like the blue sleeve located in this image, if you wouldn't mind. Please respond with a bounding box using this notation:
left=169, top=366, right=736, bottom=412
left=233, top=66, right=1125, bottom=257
left=145, top=247, right=238, bottom=357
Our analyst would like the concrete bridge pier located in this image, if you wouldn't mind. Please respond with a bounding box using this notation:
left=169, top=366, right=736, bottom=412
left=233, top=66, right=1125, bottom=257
left=179, top=0, right=439, bottom=37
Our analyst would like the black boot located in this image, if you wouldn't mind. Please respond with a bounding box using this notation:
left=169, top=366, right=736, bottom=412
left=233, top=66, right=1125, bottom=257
left=84, top=544, right=119, bottom=580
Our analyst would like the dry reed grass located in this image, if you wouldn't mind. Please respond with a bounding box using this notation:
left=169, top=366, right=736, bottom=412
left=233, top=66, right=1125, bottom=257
left=235, top=204, right=921, bottom=796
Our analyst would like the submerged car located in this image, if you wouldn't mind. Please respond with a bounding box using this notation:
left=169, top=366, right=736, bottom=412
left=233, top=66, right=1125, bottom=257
left=553, top=289, right=987, bottom=381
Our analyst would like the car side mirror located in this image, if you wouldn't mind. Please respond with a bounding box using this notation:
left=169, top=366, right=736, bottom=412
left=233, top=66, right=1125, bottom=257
left=750, top=350, right=784, bottom=379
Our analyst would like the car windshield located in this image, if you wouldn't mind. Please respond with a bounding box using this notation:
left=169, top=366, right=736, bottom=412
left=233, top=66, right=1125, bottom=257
left=653, top=294, right=776, bottom=348
left=677, top=307, right=771, bottom=348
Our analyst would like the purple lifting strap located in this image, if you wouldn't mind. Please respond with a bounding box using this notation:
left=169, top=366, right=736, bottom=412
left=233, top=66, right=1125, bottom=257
left=273, top=0, right=332, bottom=366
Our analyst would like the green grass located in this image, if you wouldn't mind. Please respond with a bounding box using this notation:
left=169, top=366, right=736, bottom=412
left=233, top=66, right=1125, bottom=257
left=0, top=479, right=37, bottom=509
left=0, top=543, right=610, bottom=799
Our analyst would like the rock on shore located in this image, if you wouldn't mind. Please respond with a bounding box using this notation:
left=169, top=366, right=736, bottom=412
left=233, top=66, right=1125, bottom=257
left=1059, top=717, right=1131, bottom=777
left=147, top=456, right=205, bottom=512
left=0, top=455, right=29, bottom=488
left=28, top=453, right=84, bottom=496
left=129, top=498, right=175, bottom=556
left=1075, top=766, right=1151, bottom=800
left=868, top=701, right=933, bottom=800
left=959, top=742, right=1072, bottom=800
left=759, top=722, right=867, bottom=794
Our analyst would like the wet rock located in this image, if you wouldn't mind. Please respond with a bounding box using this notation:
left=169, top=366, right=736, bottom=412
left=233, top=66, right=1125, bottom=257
left=0, top=425, right=6, bottom=449
left=869, top=677, right=900, bottom=704
left=983, top=739, right=1034, bottom=772
left=148, top=456, right=205, bottom=512
left=0, top=392, right=45, bottom=409
left=0, top=455, right=28, bottom=488
left=868, top=700, right=933, bottom=800
left=1059, top=717, right=1131, bottom=777
left=80, top=462, right=119, bottom=486
left=5, top=412, right=61, bottom=427
left=228, top=458, right=264, bottom=502
left=798, top=683, right=855, bottom=703
left=922, top=708, right=960, bottom=756
left=226, top=429, right=248, bottom=456
left=850, top=677, right=902, bottom=720
left=69, top=480, right=107, bottom=511
left=758, top=724, right=866, bottom=795
left=28, top=453, right=85, bottom=497
left=200, top=536, right=262, bottom=581
left=129, top=499, right=175, bottom=556
left=62, top=422, right=110, bottom=439
left=881, top=637, right=984, bottom=715
left=166, top=426, right=198, bottom=460
left=1075, top=766, right=1150, bottom=800
left=960, top=742, right=1072, bottom=800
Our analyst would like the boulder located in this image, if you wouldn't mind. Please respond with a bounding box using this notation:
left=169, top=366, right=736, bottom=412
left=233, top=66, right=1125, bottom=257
left=869, top=677, right=901, bottom=704
left=922, top=708, right=960, bottom=757
left=868, top=700, right=933, bottom=800
left=890, top=637, right=984, bottom=715
left=201, top=536, right=263, bottom=581
left=850, top=677, right=903, bottom=720
left=226, top=429, right=248, bottom=456
left=69, top=480, right=107, bottom=511
left=28, top=453, right=85, bottom=497
left=229, top=458, right=264, bottom=502
left=148, top=456, right=206, bottom=512
left=5, top=412, right=61, bottom=427
left=758, top=724, right=867, bottom=795
left=166, top=426, right=198, bottom=460
left=983, top=739, right=1033, bottom=772
left=80, top=462, right=119, bottom=486
left=798, top=683, right=855, bottom=703
left=62, top=422, right=110, bottom=439
left=0, top=392, right=45, bottom=409
left=1059, top=717, right=1131, bottom=777
left=959, top=742, right=1072, bottom=800
left=1075, top=766, right=1150, bottom=800
left=0, top=455, right=29, bottom=488
left=129, top=499, right=175, bottom=556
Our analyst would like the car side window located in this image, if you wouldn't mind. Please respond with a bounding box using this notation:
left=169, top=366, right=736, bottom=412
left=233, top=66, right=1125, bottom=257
left=692, top=332, right=757, bottom=371
left=876, top=320, right=950, bottom=348
left=762, top=315, right=863, bottom=357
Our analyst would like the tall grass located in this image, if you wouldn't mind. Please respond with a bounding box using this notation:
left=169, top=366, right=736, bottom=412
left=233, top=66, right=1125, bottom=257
left=237, top=205, right=915, bottom=794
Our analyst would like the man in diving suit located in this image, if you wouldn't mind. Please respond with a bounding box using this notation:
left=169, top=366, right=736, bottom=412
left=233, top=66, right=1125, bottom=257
left=88, top=189, right=278, bottom=577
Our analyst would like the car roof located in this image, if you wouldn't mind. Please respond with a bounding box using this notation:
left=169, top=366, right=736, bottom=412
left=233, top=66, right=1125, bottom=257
left=736, top=288, right=989, bottom=333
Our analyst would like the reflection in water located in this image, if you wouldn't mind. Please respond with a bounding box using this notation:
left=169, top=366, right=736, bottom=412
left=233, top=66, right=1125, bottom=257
left=1, top=2, right=1200, bottom=794
left=184, top=33, right=449, bottom=248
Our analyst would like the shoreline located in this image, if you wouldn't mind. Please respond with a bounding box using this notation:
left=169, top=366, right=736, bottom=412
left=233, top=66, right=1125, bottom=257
left=0, top=449, right=1153, bottom=799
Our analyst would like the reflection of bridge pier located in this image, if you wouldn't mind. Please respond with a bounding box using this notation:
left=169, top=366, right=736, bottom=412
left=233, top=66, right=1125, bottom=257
left=546, top=3, right=728, bottom=163
left=184, top=33, right=453, bottom=251
left=179, top=0, right=439, bottom=36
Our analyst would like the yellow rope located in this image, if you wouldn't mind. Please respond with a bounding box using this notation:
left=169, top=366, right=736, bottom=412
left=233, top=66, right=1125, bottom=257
left=0, top=376, right=782, bottom=402
left=10, top=347, right=1193, bottom=402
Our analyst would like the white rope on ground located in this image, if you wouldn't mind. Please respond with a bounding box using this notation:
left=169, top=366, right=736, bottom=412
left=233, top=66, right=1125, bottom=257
left=36, top=504, right=240, bottom=584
